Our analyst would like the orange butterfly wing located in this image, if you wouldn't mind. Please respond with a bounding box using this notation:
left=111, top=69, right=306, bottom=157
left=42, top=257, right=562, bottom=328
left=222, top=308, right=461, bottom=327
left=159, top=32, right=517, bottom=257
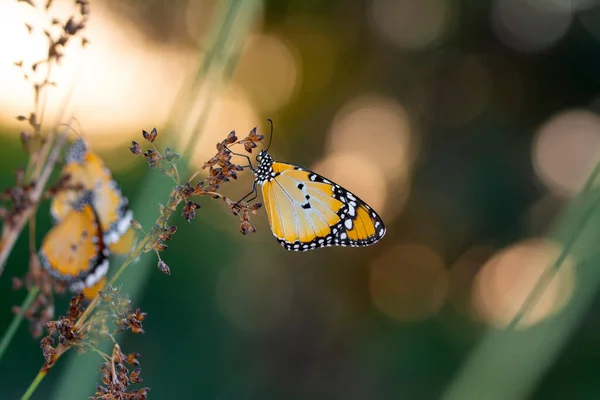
left=40, top=202, right=109, bottom=292
left=260, top=160, right=385, bottom=251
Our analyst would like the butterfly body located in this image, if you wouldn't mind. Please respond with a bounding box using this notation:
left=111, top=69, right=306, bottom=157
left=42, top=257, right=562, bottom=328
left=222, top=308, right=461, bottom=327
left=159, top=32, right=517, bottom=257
left=253, top=149, right=386, bottom=251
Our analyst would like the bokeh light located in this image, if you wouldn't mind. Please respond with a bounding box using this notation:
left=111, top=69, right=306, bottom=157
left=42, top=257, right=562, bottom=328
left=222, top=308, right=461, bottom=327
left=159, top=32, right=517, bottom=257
left=189, top=86, right=259, bottom=169
left=491, top=0, right=572, bottom=53
left=533, top=109, right=600, bottom=196
left=472, top=239, right=575, bottom=329
left=369, top=243, right=448, bottom=322
left=233, top=34, right=301, bottom=113
left=326, top=94, right=415, bottom=183
left=185, top=0, right=219, bottom=45
left=281, top=16, right=340, bottom=94
left=369, top=0, right=456, bottom=51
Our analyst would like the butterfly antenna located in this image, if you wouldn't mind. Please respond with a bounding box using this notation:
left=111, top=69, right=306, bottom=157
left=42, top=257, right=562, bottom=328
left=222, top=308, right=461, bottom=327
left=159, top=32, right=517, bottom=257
left=265, top=118, right=274, bottom=152
left=71, top=117, right=85, bottom=139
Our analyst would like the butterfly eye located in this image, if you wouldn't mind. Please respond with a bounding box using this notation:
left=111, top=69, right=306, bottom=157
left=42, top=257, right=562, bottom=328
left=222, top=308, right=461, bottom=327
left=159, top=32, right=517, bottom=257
left=256, top=153, right=262, bottom=162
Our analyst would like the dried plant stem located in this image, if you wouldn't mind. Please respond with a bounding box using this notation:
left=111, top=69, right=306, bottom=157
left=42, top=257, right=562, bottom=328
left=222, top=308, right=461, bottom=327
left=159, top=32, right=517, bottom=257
left=0, top=286, right=40, bottom=363
left=20, top=235, right=150, bottom=399
left=77, top=237, right=150, bottom=330
left=47, top=1, right=262, bottom=398
left=0, top=132, right=68, bottom=277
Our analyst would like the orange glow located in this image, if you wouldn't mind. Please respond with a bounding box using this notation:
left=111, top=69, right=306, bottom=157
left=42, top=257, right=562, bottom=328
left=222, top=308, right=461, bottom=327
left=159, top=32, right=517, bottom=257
left=233, top=34, right=301, bottom=112
left=0, top=0, right=196, bottom=151
left=216, top=255, right=293, bottom=333
left=472, top=239, right=575, bottom=329
left=188, top=86, right=259, bottom=169
left=533, top=109, right=600, bottom=196
left=327, top=93, right=415, bottom=183
left=369, top=243, right=448, bottom=322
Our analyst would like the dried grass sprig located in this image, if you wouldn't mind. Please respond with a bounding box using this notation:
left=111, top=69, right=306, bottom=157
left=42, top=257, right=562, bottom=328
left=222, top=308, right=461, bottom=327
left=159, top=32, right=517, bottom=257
left=20, top=125, right=264, bottom=399
left=0, top=0, right=90, bottom=277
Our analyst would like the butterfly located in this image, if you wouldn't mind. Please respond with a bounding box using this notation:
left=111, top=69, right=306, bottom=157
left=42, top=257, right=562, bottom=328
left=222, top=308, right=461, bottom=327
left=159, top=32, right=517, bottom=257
left=237, top=123, right=386, bottom=251
left=39, top=191, right=110, bottom=293
left=50, top=139, right=134, bottom=253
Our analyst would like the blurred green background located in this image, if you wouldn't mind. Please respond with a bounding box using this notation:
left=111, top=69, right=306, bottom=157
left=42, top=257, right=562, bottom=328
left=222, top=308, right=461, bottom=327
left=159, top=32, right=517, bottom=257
left=2, top=0, right=600, bottom=399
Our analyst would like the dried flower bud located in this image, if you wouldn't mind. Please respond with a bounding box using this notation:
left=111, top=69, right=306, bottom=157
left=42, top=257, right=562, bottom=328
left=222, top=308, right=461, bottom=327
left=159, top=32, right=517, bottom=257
left=142, top=128, right=158, bottom=143
left=226, top=130, right=237, bottom=144
left=157, top=260, right=170, bottom=275
left=182, top=201, right=201, bottom=221
left=164, top=147, right=180, bottom=162
left=154, top=243, right=167, bottom=252
left=129, top=141, right=141, bottom=155
left=126, top=352, right=141, bottom=366
left=240, top=220, right=256, bottom=236
left=130, top=368, right=143, bottom=384
left=130, top=219, right=143, bottom=230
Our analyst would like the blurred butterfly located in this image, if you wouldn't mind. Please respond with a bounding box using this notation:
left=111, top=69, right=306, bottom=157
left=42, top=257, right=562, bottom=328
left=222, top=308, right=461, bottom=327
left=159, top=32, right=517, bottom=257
left=40, top=191, right=109, bottom=293
left=51, top=139, right=134, bottom=254
left=236, top=121, right=386, bottom=251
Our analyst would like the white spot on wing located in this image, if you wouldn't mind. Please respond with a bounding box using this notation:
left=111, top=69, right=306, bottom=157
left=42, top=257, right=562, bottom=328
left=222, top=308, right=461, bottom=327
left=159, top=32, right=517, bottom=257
left=348, top=205, right=356, bottom=217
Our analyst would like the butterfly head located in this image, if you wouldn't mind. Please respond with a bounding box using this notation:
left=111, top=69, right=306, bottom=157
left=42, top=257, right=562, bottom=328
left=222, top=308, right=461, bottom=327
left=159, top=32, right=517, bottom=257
left=66, top=138, right=88, bottom=164
left=254, top=149, right=274, bottom=184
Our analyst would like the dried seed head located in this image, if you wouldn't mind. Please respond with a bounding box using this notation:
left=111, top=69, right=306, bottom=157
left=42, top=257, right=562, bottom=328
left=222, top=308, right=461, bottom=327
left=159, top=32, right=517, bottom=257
left=240, top=220, right=256, bottom=236
left=130, top=219, right=143, bottom=230
left=182, top=201, right=201, bottom=221
left=164, top=147, right=180, bottom=162
left=157, top=260, right=170, bottom=275
left=142, top=128, right=158, bottom=143
left=143, top=149, right=162, bottom=169
left=130, top=141, right=141, bottom=155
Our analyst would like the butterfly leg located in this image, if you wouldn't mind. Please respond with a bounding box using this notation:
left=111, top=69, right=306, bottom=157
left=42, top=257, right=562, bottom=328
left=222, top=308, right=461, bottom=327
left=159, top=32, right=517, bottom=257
left=233, top=181, right=257, bottom=211
left=230, top=151, right=256, bottom=172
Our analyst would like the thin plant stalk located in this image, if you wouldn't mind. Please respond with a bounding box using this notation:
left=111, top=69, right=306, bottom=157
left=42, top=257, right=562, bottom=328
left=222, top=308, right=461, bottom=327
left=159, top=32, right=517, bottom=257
left=21, top=369, right=45, bottom=400
left=20, top=236, right=150, bottom=400
left=442, top=159, right=600, bottom=400
left=0, top=286, right=40, bottom=362
left=506, top=161, right=600, bottom=330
